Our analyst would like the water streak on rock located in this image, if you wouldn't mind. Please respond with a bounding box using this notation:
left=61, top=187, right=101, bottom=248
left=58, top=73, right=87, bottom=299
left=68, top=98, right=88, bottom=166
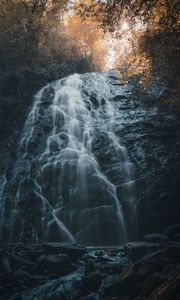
left=0, top=73, right=137, bottom=245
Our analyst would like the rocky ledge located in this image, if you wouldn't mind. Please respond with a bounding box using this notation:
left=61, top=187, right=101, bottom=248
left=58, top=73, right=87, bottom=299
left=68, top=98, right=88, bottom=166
left=1, top=225, right=180, bottom=300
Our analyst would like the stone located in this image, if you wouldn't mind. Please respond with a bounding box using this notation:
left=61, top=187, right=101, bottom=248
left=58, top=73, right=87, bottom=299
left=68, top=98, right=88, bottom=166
left=53, top=109, right=65, bottom=129
left=37, top=253, right=73, bottom=275
left=47, top=220, right=73, bottom=243
left=143, top=233, right=169, bottom=243
left=103, top=263, right=140, bottom=296
left=164, top=224, right=180, bottom=236
left=1, top=70, right=180, bottom=251
left=85, top=293, right=100, bottom=300
left=59, top=132, right=69, bottom=148
left=89, top=93, right=100, bottom=109
left=114, top=94, right=128, bottom=100
left=49, top=139, right=60, bottom=153
left=17, top=177, right=44, bottom=226
left=150, top=274, right=180, bottom=300
left=103, top=274, right=120, bottom=288
left=43, top=243, right=86, bottom=259
left=165, top=243, right=180, bottom=257
left=171, top=233, right=180, bottom=242
left=82, top=273, right=102, bottom=295
left=139, top=272, right=166, bottom=298
left=123, top=242, right=161, bottom=259
left=42, top=86, right=55, bottom=103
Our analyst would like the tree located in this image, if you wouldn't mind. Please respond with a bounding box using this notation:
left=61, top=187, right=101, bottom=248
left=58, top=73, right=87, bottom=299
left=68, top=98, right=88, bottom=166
left=0, top=0, right=68, bottom=68
left=77, top=0, right=180, bottom=84
left=77, top=0, right=179, bottom=31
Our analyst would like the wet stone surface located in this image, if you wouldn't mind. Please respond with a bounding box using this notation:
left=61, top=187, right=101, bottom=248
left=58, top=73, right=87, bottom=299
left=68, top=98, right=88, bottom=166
left=1, top=229, right=180, bottom=300
left=0, top=70, right=180, bottom=244
left=0, top=70, right=180, bottom=298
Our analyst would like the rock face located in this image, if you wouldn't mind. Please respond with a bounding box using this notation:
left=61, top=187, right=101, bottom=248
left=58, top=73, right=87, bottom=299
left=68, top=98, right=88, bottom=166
left=0, top=70, right=179, bottom=244
left=0, top=72, right=136, bottom=245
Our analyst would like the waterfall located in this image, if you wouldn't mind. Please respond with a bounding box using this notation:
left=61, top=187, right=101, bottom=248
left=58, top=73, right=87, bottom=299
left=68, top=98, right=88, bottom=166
left=0, top=175, right=6, bottom=239
left=0, top=72, right=137, bottom=245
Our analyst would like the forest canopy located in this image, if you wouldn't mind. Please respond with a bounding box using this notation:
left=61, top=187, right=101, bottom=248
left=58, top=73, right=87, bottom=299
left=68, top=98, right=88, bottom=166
left=0, top=0, right=94, bottom=141
left=0, top=0, right=179, bottom=89
left=77, top=0, right=180, bottom=83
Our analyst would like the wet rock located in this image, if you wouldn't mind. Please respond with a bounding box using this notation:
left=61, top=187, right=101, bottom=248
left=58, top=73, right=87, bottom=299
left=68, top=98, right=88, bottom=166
left=47, top=220, right=74, bottom=243
left=17, top=177, right=44, bottom=236
left=49, top=139, right=60, bottom=153
left=43, top=243, right=86, bottom=259
left=1, top=70, right=180, bottom=250
left=0, top=271, right=16, bottom=285
left=149, top=274, right=180, bottom=300
left=123, top=242, right=161, bottom=259
left=40, top=109, right=54, bottom=132
left=164, top=224, right=180, bottom=236
left=26, top=249, right=43, bottom=261
left=54, top=106, right=66, bottom=124
left=91, top=132, right=111, bottom=169
left=89, top=93, right=100, bottom=109
left=143, top=233, right=169, bottom=243
left=42, top=86, right=55, bottom=103
left=171, top=233, right=180, bottom=242
left=13, top=270, right=30, bottom=279
left=1, top=70, right=180, bottom=247
left=103, top=274, right=120, bottom=290
left=1, top=242, right=180, bottom=299
left=82, top=273, right=102, bottom=295
left=103, top=263, right=140, bottom=296
left=85, top=293, right=100, bottom=300
left=114, top=94, right=128, bottom=100
left=139, top=272, right=166, bottom=298
left=26, top=127, right=44, bottom=154
left=59, top=132, right=69, bottom=148
left=137, top=254, right=169, bottom=275
left=37, top=253, right=73, bottom=275
left=165, top=242, right=180, bottom=257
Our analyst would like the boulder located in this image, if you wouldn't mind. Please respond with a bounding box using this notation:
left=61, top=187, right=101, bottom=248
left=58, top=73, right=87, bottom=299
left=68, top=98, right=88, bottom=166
left=41, top=86, right=55, bottom=103
left=85, top=293, right=100, bottom=300
left=37, top=253, right=73, bottom=275
left=123, top=242, right=161, bottom=259
left=164, top=224, right=180, bottom=236
left=150, top=274, right=180, bottom=300
left=103, top=263, right=140, bottom=296
left=43, top=243, right=86, bottom=259
left=143, top=233, right=169, bottom=243
left=82, top=273, right=102, bottom=295
left=140, top=272, right=166, bottom=298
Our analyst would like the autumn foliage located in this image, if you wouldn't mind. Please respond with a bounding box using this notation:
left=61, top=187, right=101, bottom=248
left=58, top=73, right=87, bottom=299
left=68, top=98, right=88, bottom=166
left=77, top=0, right=180, bottom=85
left=0, top=0, right=179, bottom=86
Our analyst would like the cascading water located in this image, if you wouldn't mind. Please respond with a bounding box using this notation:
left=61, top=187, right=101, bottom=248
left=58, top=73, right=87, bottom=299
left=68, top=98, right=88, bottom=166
left=0, top=72, right=137, bottom=245
left=0, top=175, right=6, bottom=238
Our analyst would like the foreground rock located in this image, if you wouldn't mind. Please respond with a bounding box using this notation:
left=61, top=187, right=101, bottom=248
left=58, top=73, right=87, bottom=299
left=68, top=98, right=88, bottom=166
left=0, top=237, right=180, bottom=299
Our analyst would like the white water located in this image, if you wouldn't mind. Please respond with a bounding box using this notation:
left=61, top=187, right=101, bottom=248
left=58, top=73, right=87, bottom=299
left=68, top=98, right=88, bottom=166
left=0, top=175, right=6, bottom=239
left=1, top=73, right=137, bottom=245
